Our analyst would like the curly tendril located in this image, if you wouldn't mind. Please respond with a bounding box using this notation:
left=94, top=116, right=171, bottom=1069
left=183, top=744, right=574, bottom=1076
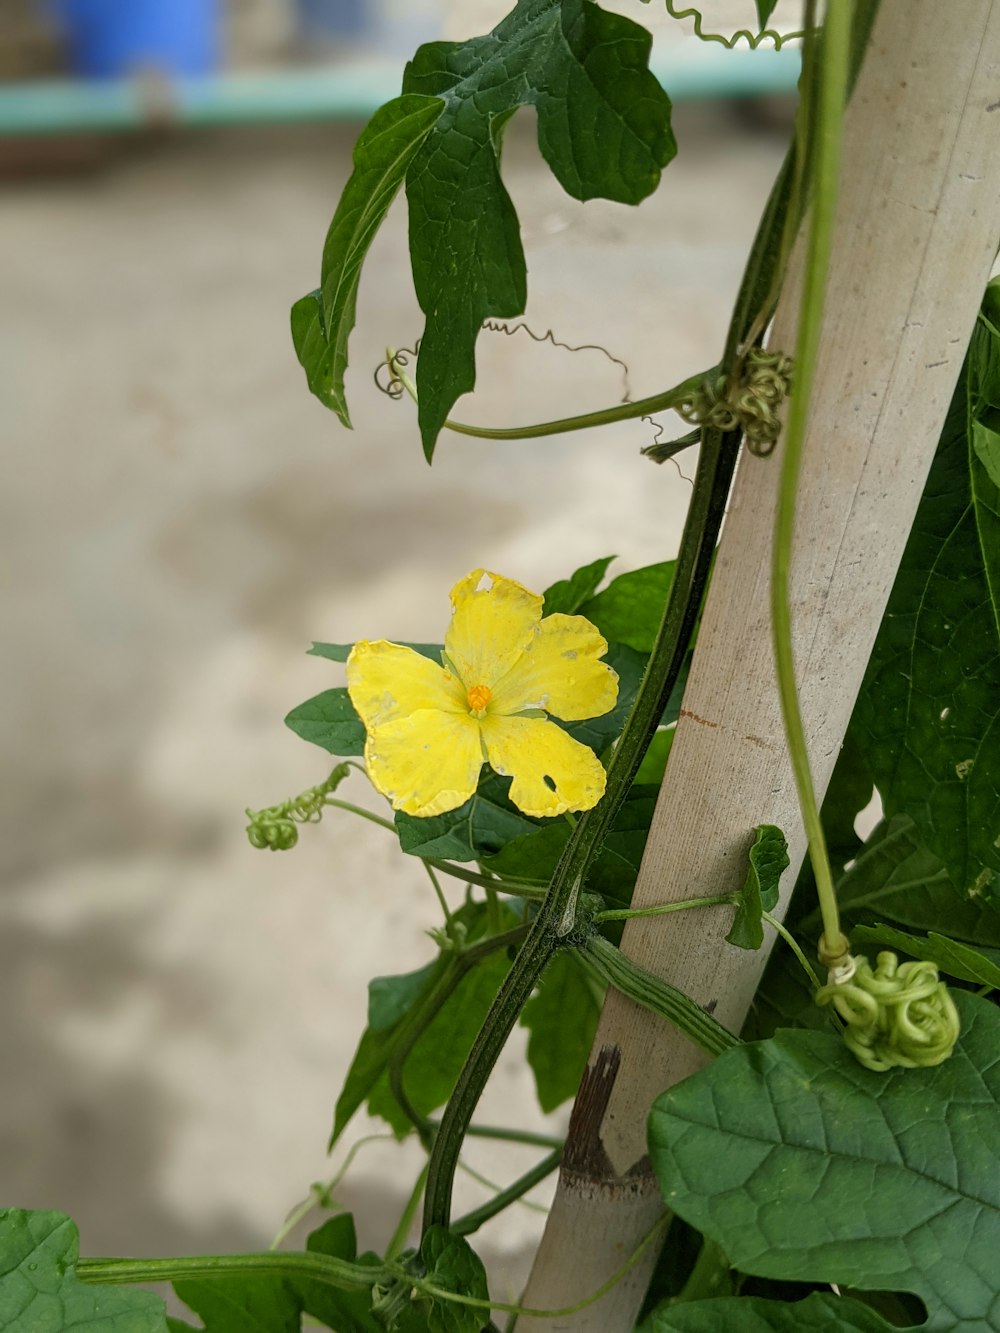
left=816, top=951, right=961, bottom=1072
left=246, top=763, right=352, bottom=851
left=672, top=347, right=794, bottom=456
left=658, top=1, right=806, bottom=50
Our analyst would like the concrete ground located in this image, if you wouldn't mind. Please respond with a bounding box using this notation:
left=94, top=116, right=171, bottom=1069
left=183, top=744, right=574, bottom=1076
left=1, top=30, right=788, bottom=1305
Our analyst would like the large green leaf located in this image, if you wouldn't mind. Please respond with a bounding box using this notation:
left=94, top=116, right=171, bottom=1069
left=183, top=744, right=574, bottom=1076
left=642, top=1291, right=896, bottom=1332
left=172, top=1275, right=300, bottom=1333
left=521, top=951, right=602, bottom=1111
left=294, top=1216, right=382, bottom=1333
left=285, top=688, right=365, bottom=756
left=834, top=817, right=1000, bottom=948
left=291, top=94, right=443, bottom=424
left=852, top=310, right=1000, bottom=905
left=852, top=923, right=1000, bottom=990
left=402, top=0, right=675, bottom=455
left=0, top=1210, right=167, bottom=1332
left=649, top=991, right=1000, bottom=1331
left=577, top=561, right=675, bottom=654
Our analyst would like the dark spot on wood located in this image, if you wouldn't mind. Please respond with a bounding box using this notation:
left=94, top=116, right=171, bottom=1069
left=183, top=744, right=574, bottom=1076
left=742, top=733, right=769, bottom=749
left=703, top=998, right=719, bottom=1015
left=987, top=100, right=1000, bottom=112
left=680, top=708, right=719, bottom=729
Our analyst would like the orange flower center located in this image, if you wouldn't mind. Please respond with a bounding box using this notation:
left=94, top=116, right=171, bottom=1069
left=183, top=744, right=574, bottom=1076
left=466, top=683, right=492, bottom=713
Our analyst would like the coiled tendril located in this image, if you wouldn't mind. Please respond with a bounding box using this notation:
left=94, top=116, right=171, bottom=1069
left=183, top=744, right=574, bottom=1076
left=246, top=762, right=352, bottom=851
left=658, top=1, right=806, bottom=50
left=668, top=347, right=794, bottom=457
left=816, top=951, right=961, bottom=1072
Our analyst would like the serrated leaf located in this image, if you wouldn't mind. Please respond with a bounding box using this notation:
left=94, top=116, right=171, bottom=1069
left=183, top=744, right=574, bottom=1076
left=852, top=923, right=1000, bottom=989
left=726, top=825, right=789, bottom=951
left=577, top=560, right=675, bottom=654
left=395, top=771, right=544, bottom=862
left=852, top=312, right=1000, bottom=903
left=307, top=641, right=441, bottom=664
left=402, top=0, right=675, bottom=455
left=521, top=951, right=602, bottom=1111
left=649, top=991, right=1000, bottom=1332
left=641, top=1290, right=897, bottom=1332
left=291, top=94, right=444, bottom=423
left=294, top=1216, right=382, bottom=1333
left=401, top=1228, right=489, bottom=1333
left=173, top=1276, right=300, bottom=1333
left=835, top=817, right=1000, bottom=947
left=541, top=555, right=616, bottom=616
left=0, top=1209, right=167, bottom=1333
left=285, top=688, right=366, bottom=756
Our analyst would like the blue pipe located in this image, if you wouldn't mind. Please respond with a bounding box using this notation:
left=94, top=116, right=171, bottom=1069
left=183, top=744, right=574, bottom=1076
left=0, top=46, right=799, bottom=137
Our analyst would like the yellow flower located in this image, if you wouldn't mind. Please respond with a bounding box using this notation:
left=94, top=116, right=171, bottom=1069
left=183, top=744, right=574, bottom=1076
left=346, top=570, right=619, bottom=819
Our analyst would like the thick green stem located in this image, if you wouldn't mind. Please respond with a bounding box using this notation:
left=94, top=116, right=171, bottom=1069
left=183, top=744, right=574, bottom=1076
left=770, top=0, right=853, bottom=972
left=78, top=1251, right=387, bottom=1291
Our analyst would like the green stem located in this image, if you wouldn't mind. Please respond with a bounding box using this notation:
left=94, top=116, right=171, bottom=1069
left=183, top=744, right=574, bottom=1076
left=325, top=797, right=396, bottom=832
left=761, top=909, right=822, bottom=990
left=78, top=1252, right=387, bottom=1292
left=426, top=859, right=546, bottom=897
left=385, top=1162, right=428, bottom=1262
left=270, top=1133, right=393, bottom=1249
left=422, top=860, right=453, bottom=927
left=594, top=893, right=735, bottom=923
left=389, top=351, right=712, bottom=442
left=452, top=1148, right=562, bottom=1237
left=460, top=1124, right=563, bottom=1150
left=770, top=0, right=853, bottom=970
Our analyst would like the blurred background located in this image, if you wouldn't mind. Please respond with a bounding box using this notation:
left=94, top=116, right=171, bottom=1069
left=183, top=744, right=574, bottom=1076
left=1, top=0, right=797, bottom=1305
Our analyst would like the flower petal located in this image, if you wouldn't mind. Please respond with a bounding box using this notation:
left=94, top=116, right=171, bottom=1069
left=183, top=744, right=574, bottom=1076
left=489, top=613, right=619, bottom=721
left=365, top=710, right=483, bottom=816
left=444, top=570, right=543, bottom=691
left=347, top=640, right=465, bottom=729
left=480, top=714, right=607, bottom=818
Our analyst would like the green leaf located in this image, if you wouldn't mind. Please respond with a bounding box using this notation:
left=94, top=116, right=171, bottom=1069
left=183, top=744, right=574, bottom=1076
left=726, top=825, right=789, bottom=951
left=402, top=0, right=675, bottom=455
left=852, top=316, right=1000, bottom=904
left=541, top=555, right=616, bottom=616
left=401, top=1228, right=489, bottom=1333
left=0, top=1209, right=167, bottom=1332
left=285, top=688, right=365, bottom=756
left=821, top=730, right=874, bottom=870
left=577, top=561, right=675, bottom=653
left=742, top=945, right=832, bottom=1043
left=754, top=0, right=780, bottom=28
left=835, top=817, right=1000, bottom=947
left=641, top=1291, right=897, bottom=1332
left=307, top=641, right=441, bottom=663
left=972, top=420, right=1000, bottom=490
left=173, top=1278, right=299, bottom=1333
left=291, top=94, right=444, bottom=423
left=521, top=951, right=602, bottom=1111
left=648, top=991, right=1000, bottom=1332
left=394, top=771, right=543, bottom=862
left=635, top=728, right=675, bottom=786
left=294, top=1216, right=382, bottom=1333
left=367, top=949, right=512, bottom=1137
left=852, top=923, right=1000, bottom=989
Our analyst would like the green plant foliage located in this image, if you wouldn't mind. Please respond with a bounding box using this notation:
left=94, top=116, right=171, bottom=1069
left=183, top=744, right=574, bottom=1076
left=820, top=730, right=874, bottom=870
left=401, top=0, right=676, bottom=455
left=0, top=1209, right=168, bottom=1333
left=741, top=946, right=831, bottom=1043
left=836, top=817, right=1000, bottom=948
left=852, top=923, right=1000, bottom=990
left=561, top=641, right=646, bottom=755
left=754, top=0, right=781, bottom=26
left=641, top=1290, right=896, bottom=1331
left=852, top=310, right=1000, bottom=906
left=541, top=555, right=616, bottom=616
left=521, top=951, right=602, bottom=1111
left=726, top=825, right=790, bottom=951
left=399, top=1228, right=489, bottom=1333
left=648, top=991, right=1000, bottom=1331
left=291, top=1216, right=382, bottom=1333
left=576, top=561, right=675, bottom=653
left=285, top=689, right=365, bottom=756
left=636, top=728, right=675, bottom=785
left=394, top=772, right=543, bottom=862
left=291, top=95, right=443, bottom=424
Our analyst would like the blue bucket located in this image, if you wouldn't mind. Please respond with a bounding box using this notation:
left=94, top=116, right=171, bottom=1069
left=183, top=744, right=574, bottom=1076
left=51, top=0, right=220, bottom=79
